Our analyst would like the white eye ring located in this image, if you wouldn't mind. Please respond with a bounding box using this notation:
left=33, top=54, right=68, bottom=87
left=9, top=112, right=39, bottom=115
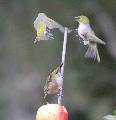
left=79, top=17, right=82, bottom=20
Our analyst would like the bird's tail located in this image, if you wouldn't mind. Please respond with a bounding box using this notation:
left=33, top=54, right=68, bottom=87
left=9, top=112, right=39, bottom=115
left=84, top=44, right=100, bottom=62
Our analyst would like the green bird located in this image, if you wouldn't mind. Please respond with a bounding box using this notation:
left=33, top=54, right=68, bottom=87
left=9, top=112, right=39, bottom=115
left=44, top=63, right=63, bottom=99
left=75, top=15, right=106, bottom=62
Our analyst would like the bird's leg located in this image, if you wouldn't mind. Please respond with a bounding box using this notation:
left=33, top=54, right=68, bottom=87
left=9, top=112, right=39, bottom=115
left=79, top=37, right=83, bottom=44
left=81, top=33, right=87, bottom=39
left=81, top=33, right=90, bottom=45
left=44, top=88, right=48, bottom=99
left=44, top=93, right=47, bottom=99
left=34, top=38, right=38, bottom=43
left=57, top=87, right=63, bottom=97
left=76, top=34, right=83, bottom=44
left=46, top=27, right=54, bottom=40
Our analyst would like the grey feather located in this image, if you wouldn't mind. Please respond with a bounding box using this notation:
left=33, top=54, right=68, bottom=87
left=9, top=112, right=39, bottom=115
left=46, top=20, right=71, bottom=33
left=84, top=44, right=100, bottom=62
left=86, top=32, right=106, bottom=45
left=34, top=13, right=71, bottom=33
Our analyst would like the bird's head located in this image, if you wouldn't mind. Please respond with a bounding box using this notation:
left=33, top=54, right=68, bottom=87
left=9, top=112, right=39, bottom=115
left=37, top=13, right=47, bottom=20
left=38, top=13, right=46, bottom=16
left=75, top=15, right=89, bottom=24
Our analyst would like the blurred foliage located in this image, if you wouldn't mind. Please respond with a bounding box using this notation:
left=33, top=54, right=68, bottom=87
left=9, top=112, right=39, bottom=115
left=0, top=0, right=116, bottom=120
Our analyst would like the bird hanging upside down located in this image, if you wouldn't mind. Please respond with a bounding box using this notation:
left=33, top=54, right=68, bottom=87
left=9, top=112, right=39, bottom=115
left=44, top=63, right=63, bottom=99
left=33, top=13, right=71, bottom=43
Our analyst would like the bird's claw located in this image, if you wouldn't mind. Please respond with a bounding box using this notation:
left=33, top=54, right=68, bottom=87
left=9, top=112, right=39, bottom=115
left=57, top=93, right=63, bottom=97
left=45, top=27, right=54, bottom=40
left=57, top=87, right=63, bottom=96
left=83, top=41, right=89, bottom=45
left=76, top=34, right=83, bottom=43
left=34, top=38, right=38, bottom=43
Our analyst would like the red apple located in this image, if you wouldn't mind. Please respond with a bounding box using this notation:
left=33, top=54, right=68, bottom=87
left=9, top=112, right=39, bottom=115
left=36, top=104, right=68, bottom=120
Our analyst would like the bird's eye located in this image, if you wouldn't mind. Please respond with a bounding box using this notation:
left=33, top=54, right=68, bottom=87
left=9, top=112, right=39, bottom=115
left=78, top=17, right=82, bottom=20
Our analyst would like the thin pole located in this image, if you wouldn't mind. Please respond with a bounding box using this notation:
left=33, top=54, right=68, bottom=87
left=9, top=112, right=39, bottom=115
left=58, top=27, right=68, bottom=105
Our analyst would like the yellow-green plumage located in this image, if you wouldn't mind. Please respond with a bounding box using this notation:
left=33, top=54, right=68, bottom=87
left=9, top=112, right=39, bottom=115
left=75, top=16, right=89, bottom=24
left=48, top=66, right=61, bottom=82
left=37, top=22, right=46, bottom=36
left=44, top=64, right=63, bottom=98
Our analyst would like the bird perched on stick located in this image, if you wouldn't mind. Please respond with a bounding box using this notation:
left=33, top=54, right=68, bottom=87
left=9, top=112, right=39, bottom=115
left=33, top=13, right=71, bottom=43
left=75, top=15, right=106, bottom=62
left=44, top=63, right=63, bottom=99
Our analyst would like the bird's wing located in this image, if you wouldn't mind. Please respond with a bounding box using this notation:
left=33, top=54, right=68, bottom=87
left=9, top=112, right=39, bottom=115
left=48, top=63, right=63, bottom=82
left=33, top=14, right=47, bottom=30
left=34, top=17, right=41, bottom=30
left=34, top=17, right=46, bottom=30
left=45, top=18, right=71, bottom=33
left=86, top=32, right=106, bottom=45
left=45, top=18, right=65, bottom=33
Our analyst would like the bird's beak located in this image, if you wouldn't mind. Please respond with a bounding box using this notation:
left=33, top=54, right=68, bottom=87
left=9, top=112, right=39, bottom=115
left=75, top=17, right=79, bottom=21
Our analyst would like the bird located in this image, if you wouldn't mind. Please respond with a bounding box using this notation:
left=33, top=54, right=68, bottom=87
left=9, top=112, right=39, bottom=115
left=44, top=63, right=63, bottom=99
left=34, top=21, right=54, bottom=43
left=75, top=15, right=106, bottom=62
left=33, top=13, right=71, bottom=43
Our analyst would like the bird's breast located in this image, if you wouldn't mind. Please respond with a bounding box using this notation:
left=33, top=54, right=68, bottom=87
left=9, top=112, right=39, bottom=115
left=78, top=24, right=93, bottom=39
left=78, top=28, right=87, bottom=39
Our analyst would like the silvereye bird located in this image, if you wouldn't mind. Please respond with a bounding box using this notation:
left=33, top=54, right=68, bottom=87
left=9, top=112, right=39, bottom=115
left=44, top=63, right=63, bottom=99
left=75, top=15, right=106, bottom=62
left=34, top=13, right=69, bottom=43
left=34, top=21, right=54, bottom=43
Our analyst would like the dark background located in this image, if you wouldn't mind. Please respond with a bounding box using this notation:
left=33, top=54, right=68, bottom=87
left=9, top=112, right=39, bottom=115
left=0, top=0, right=116, bottom=120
